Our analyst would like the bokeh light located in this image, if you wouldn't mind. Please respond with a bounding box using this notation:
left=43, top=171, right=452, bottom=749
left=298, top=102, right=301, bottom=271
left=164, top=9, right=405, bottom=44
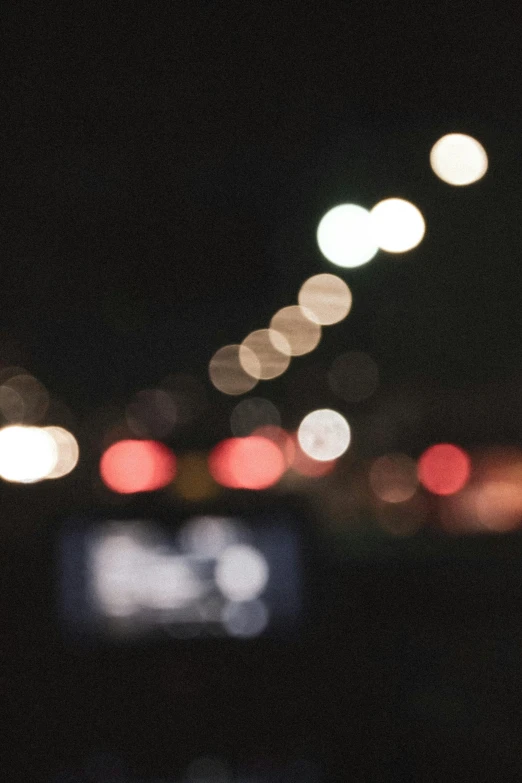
left=209, top=344, right=259, bottom=395
left=0, top=425, right=58, bottom=483
left=289, top=432, right=336, bottom=477
left=269, top=305, right=321, bottom=356
left=418, top=443, right=471, bottom=496
left=44, top=426, right=80, bottom=479
left=178, top=515, right=240, bottom=557
left=230, top=397, right=281, bottom=437
left=100, top=440, right=176, bottom=494
left=298, top=273, right=353, bottom=325
left=240, top=329, right=290, bottom=380
left=125, top=388, right=178, bottom=438
left=369, top=453, right=418, bottom=503
left=297, top=409, right=351, bottom=461
left=252, top=425, right=296, bottom=466
left=316, top=204, right=378, bottom=267
left=174, top=452, right=220, bottom=502
left=208, top=436, right=286, bottom=490
left=328, top=351, right=379, bottom=402
left=221, top=599, right=269, bottom=637
left=370, top=198, right=426, bottom=253
left=0, top=373, right=49, bottom=423
left=215, top=544, right=269, bottom=601
left=430, top=133, right=488, bottom=185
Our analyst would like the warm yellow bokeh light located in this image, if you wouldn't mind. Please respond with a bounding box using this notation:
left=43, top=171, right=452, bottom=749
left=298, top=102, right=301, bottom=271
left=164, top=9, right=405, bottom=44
left=298, top=274, right=353, bottom=326
left=297, top=409, right=351, bottom=462
left=370, top=198, right=425, bottom=253
left=44, top=426, right=80, bottom=479
left=240, top=329, right=291, bottom=380
left=174, top=452, right=220, bottom=502
left=0, top=425, right=58, bottom=483
left=430, top=133, right=488, bottom=186
left=316, top=204, right=378, bottom=268
left=269, top=306, right=321, bottom=357
left=209, top=344, right=259, bottom=395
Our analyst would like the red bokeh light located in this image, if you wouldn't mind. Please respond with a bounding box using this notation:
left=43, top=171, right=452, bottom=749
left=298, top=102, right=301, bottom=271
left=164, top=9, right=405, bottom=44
left=100, top=439, right=176, bottom=494
left=208, top=436, right=286, bottom=490
left=418, top=443, right=471, bottom=496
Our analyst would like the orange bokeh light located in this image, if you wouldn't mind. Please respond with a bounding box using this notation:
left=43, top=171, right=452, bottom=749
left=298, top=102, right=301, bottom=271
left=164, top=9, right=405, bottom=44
left=418, top=443, right=470, bottom=496
left=208, top=436, right=286, bottom=490
left=100, top=439, right=176, bottom=494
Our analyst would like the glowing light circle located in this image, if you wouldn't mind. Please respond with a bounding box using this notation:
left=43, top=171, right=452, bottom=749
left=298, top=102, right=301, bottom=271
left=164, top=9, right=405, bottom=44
left=209, top=344, right=259, bottom=395
left=208, top=436, right=286, bottom=490
left=297, top=409, right=351, bottom=462
left=240, top=329, right=291, bottom=380
left=430, top=133, right=488, bottom=186
left=369, top=453, right=418, bottom=503
left=418, top=443, right=471, bottom=496
left=298, top=273, right=353, bottom=325
left=370, top=198, right=425, bottom=253
left=100, top=439, right=176, bottom=494
left=0, top=425, right=58, bottom=483
left=44, top=426, right=80, bottom=479
left=316, top=204, right=378, bottom=268
left=269, top=306, right=321, bottom=357
left=215, top=544, right=269, bottom=601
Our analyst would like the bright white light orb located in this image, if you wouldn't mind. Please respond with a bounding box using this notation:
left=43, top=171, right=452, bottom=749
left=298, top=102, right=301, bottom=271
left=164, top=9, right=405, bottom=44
left=215, top=544, right=269, bottom=601
left=316, top=204, right=378, bottom=268
left=0, top=425, right=58, bottom=483
left=430, top=133, right=488, bottom=186
left=297, top=409, right=351, bottom=462
left=370, top=198, right=425, bottom=253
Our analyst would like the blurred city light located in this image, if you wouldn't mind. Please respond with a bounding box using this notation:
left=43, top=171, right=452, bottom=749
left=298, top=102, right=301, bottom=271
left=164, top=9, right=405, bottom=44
left=316, top=203, right=378, bottom=267
left=369, top=453, right=418, bottom=503
left=239, top=328, right=291, bottom=380
left=298, top=273, right=353, bottom=325
left=215, top=544, right=269, bottom=601
left=44, top=426, right=80, bottom=479
left=209, top=344, right=259, bottom=395
left=430, top=132, right=488, bottom=185
left=0, top=425, right=58, bottom=483
left=269, top=305, right=321, bottom=356
left=370, top=198, right=426, bottom=253
left=0, top=373, right=49, bottom=423
left=418, top=443, right=471, bottom=496
left=125, top=388, right=178, bottom=439
left=173, top=452, right=220, bottom=502
left=208, top=436, right=286, bottom=489
left=99, top=439, right=176, bottom=494
left=178, top=515, right=241, bottom=557
left=288, top=432, right=337, bottom=477
left=230, top=396, right=281, bottom=436
left=252, top=425, right=296, bottom=466
left=297, top=409, right=351, bottom=461
left=328, top=351, right=379, bottom=402
left=221, top=599, right=269, bottom=637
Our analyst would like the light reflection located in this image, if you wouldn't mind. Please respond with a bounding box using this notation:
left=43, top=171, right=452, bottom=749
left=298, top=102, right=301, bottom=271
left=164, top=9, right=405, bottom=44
left=269, top=305, right=321, bottom=357
left=44, top=426, right=80, bottom=479
left=430, top=133, right=488, bottom=186
left=298, top=273, right=353, bottom=326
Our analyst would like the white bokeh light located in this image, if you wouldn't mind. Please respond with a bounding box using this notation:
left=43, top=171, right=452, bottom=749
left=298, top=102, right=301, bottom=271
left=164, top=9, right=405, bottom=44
left=297, top=409, right=351, bottom=462
left=370, top=198, right=426, bottom=253
left=215, top=544, right=269, bottom=601
left=0, top=425, right=58, bottom=483
left=430, top=133, right=488, bottom=186
left=44, top=426, right=80, bottom=479
left=221, top=599, right=269, bottom=638
left=316, top=204, right=378, bottom=268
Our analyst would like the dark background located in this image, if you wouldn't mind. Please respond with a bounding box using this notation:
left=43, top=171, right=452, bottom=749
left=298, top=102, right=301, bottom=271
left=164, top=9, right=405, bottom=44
left=3, top=1, right=522, bottom=780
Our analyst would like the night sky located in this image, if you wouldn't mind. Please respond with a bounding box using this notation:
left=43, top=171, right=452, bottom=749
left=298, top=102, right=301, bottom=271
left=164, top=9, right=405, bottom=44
left=3, top=2, right=522, bottom=423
